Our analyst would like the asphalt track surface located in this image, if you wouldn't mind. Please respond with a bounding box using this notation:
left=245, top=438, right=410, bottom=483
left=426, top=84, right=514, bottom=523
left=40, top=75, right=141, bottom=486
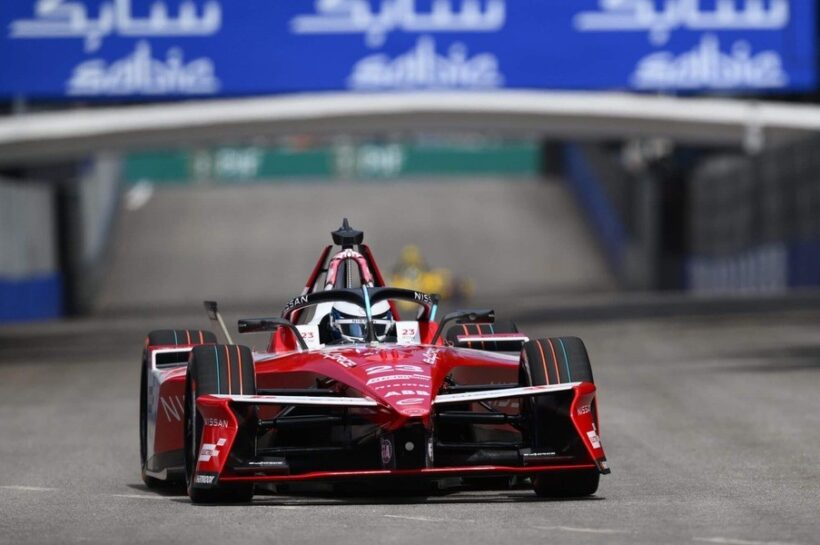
left=2, top=180, right=820, bottom=544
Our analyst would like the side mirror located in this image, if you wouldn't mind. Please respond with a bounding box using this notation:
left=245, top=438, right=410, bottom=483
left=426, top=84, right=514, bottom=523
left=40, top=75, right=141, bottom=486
left=237, top=317, right=309, bottom=351
left=204, top=300, right=219, bottom=321
left=203, top=300, right=234, bottom=344
left=430, top=309, right=495, bottom=345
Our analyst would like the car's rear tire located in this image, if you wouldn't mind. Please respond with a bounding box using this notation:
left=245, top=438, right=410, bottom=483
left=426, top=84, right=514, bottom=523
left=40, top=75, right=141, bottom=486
left=140, top=329, right=216, bottom=489
left=184, top=344, right=256, bottom=504
left=147, top=329, right=217, bottom=347
left=520, top=337, right=600, bottom=498
left=445, top=321, right=519, bottom=351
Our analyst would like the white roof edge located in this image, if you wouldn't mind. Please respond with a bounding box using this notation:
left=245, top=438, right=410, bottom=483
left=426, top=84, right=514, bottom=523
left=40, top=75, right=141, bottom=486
left=2, top=91, right=819, bottom=163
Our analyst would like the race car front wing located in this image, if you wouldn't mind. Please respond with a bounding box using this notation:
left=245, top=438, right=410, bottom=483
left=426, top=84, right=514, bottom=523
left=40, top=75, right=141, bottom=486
left=191, top=382, right=609, bottom=490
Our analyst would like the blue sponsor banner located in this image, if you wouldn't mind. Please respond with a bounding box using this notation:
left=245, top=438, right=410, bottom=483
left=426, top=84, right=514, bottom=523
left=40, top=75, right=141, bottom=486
left=0, top=1, right=815, bottom=98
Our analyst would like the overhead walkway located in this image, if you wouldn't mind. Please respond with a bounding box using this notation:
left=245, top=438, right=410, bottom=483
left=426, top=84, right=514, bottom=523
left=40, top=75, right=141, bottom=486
left=4, top=91, right=820, bottom=164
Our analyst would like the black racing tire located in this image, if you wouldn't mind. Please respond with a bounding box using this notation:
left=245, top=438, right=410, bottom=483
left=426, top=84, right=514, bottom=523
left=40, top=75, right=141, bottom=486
left=147, top=329, right=217, bottom=347
left=139, top=354, right=178, bottom=489
left=184, top=344, right=256, bottom=504
left=139, top=355, right=166, bottom=489
left=520, top=337, right=599, bottom=498
left=531, top=468, right=600, bottom=498
left=519, top=337, right=593, bottom=387
left=446, top=321, right=519, bottom=350
left=140, top=329, right=216, bottom=489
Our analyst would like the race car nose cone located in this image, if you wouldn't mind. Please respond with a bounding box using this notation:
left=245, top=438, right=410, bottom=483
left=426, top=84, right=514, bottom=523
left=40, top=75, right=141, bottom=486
left=393, top=403, right=432, bottom=419
left=360, top=349, right=437, bottom=421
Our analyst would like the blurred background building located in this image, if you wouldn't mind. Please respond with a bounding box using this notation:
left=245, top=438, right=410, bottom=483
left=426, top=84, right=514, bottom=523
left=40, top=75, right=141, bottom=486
left=2, top=0, right=820, bottom=323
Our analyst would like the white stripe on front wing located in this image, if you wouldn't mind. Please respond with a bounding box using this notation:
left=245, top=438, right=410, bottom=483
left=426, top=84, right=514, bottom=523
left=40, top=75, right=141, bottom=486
left=210, top=394, right=379, bottom=407
left=434, top=383, right=581, bottom=404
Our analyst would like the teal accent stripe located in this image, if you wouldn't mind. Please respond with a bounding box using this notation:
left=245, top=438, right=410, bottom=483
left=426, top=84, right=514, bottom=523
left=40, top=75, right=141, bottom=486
left=213, top=345, right=221, bottom=394
left=557, top=338, right=571, bottom=381
left=362, top=287, right=372, bottom=320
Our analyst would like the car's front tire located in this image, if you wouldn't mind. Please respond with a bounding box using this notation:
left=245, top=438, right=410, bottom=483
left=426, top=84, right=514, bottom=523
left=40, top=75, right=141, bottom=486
left=184, top=344, right=256, bottom=504
left=520, top=337, right=600, bottom=498
left=531, top=468, right=600, bottom=498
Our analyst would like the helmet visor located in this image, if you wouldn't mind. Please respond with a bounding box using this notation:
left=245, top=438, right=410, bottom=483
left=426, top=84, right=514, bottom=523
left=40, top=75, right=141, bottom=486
left=333, top=311, right=394, bottom=342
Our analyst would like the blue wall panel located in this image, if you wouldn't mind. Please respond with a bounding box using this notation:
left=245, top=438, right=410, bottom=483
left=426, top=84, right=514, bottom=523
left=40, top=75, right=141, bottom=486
left=685, top=239, right=820, bottom=293
left=563, top=144, right=627, bottom=273
left=0, top=274, right=63, bottom=323
left=788, top=238, right=820, bottom=288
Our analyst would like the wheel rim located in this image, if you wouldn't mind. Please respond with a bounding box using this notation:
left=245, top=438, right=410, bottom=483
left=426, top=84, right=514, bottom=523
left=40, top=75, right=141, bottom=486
left=184, top=374, right=195, bottom=489
left=139, top=356, right=148, bottom=469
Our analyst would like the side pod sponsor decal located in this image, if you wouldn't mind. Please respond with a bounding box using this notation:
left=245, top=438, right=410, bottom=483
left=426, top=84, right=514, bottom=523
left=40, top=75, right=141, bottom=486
left=160, top=395, right=185, bottom=422
left=380, top=436, right=394, bottom=468
left=322, top=352, right=357, bottom=368
left=194, top=474, right=216, bottom=485
left=586, top=430, right=602, bottom=450
left=198, top=438, right=227, bottom=462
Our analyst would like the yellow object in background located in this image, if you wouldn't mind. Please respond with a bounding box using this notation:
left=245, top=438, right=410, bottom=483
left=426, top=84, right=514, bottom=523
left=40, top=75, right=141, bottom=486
left=391, top=245, right=474, bottom=309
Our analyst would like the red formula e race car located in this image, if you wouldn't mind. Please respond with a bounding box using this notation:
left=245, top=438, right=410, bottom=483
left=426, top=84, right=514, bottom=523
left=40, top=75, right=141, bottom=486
left=139, top=220, right=609, bottom=503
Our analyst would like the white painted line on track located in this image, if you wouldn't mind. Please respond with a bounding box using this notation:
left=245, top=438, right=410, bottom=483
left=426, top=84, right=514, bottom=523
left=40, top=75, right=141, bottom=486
left=110, top=494, right=171, bottom=500
left=0, top=485, right=57, bottom=492
left=384, top=514, right=474, bottom=523
left=694, top=537, right=803, bottom=545
left=268, top=505, right=305, bottom=510
left=534, top=525, right=628, bottom=535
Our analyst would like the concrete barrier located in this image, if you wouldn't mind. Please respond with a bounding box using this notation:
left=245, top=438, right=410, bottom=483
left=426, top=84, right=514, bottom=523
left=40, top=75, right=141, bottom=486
left=0, top=178, right=62, bottom=322
left=59, top=155, right=122, bottom=314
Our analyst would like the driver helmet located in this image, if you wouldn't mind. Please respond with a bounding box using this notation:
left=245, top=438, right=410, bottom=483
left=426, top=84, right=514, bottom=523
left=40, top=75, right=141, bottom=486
left=330, top=300, right=394, bottom=343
